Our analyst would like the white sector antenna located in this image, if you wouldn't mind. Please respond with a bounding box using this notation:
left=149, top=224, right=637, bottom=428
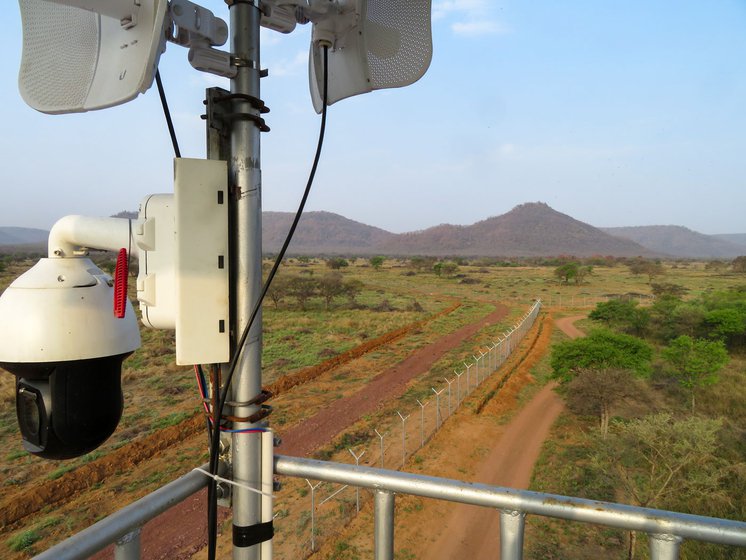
left=18, top=0, right=168, bottom=114
left=309, top=0, right=433, bottom=113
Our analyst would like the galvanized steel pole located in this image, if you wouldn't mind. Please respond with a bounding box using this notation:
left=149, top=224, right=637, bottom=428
left=228, top=2, right=264, bottom=559
left=374, top=491, right=395, bottom=560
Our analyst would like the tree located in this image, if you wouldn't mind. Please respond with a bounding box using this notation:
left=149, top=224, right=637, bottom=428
left=628, top=260, right=665, bottom=283
left=318, top=272, right=344, bottom=310
left=325, top=257, right=349, bottom=270
left=554, top=262, right=579, bottom=284
left=565, top=368, right=643, bottom=438
left=551, top=329, right=653, bottom=383
left=342, top=278, right=364, bottom=305
left=441, top=261, right=459, bottom=277
left=369, top=255, right=385, bottom=270
left=588, top=299, right=649, bottom=336
left=591, top=414, right=726, bottom=560
left=732, top=256, right=746, bottom=273
left=287, top=276, right=318, bottom=310
left=662, top=335, right=729, bottom=411
left=650, top=282, right=688, bottom=298
left=574, top=264, right=593, bottom=284
left=266, top=275, right=289, bottom=308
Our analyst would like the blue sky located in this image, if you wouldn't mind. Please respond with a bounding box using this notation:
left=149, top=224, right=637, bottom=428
left=1, top=1, right=745, bottom=234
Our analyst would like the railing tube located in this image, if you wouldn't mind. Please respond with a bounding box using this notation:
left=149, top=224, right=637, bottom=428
left=500, top=509, right=526, bottom=560
left=374, top=491, right=395, bottom=560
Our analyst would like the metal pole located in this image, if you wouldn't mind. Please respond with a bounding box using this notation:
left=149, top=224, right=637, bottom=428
left=114, top=529, right=141, bottom=560
left=306, top=480, right=321, bottom=552
left=444, top=377, right=453, bottom=417
left=397, top=411, right=409, bottom=468
left=374, top=491, right=395, bottom=560
left=349, top=449, right=365, bottom=513
left=228, top=2, right=264, bottom=559
left=500, top=509, right=526, bottom=560
left=473, top=354, right=480, bottom=384
left=375, top=429, right=386, bottom=469
left=416, top=400, right=427, bottom=447
left=464, top=362, right=472, bottom=393
left=454, top=371, right=463, bottom=405
left=649, top=533, right=683, bottom=560
left=432, top=388, right=444, bottom=428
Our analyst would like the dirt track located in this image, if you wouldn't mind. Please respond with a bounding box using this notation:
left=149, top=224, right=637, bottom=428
left=420, top=314, right=585, bottom=559
left=277, top=304, right=508, bottom=457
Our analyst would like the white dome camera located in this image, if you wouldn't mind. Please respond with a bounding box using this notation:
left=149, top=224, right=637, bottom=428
left=0, top=255, right=140, bottom=459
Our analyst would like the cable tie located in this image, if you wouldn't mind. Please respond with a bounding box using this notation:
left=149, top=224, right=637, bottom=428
left=193, top=468, right=274, bottom=499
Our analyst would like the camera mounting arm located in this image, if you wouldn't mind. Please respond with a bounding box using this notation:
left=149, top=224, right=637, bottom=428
left=48, top=215, right=139, bottom=259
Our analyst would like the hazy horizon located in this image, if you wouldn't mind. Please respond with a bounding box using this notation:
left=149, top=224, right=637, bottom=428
left=1, top=2, right=744, bottom=235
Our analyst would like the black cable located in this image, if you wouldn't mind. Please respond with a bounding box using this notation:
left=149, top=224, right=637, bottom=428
left=155, top=70, right=181, bottom=158
left=206, top=45, right=329, bottom=558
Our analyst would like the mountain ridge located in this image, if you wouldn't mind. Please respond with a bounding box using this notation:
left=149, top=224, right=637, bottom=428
left=3, top=205, right=744, bottom=258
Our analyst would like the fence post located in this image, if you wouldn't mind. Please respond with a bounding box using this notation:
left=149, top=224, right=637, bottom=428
left=396, top=411, right=410, bottom=468
left=306, top=480, right=322, bottom=552
left=444, top=377, right=454, bottom=417
left=374, top=429, right=386, bottom=469
left=374, top=491, right=395, bottom=560
left=454, top=370, right=463, bottom=405
left=432, top=387, right=444, bottom=428
left=464, top=362, right=472, bottom=393
left=416, top=400, right=427, bottom=447
left=348, top=449, right=365, bottom=513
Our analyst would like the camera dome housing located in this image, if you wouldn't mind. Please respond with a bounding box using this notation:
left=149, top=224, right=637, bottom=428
left=0, top=257, right=140, bottom=459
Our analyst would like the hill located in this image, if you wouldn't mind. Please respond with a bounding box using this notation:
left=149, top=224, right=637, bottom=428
left=0, top=227, right=48, bottom=246
left=262, top=211, right=394, bottom=255
left=602, top=225, right=746, bottom=259
left=380, top=203, right=654, bottom=257
left=711, top=233, right=746, bottom=251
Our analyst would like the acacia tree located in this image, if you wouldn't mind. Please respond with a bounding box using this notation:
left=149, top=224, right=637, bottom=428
left=565, top=368, right=642, bottom=438
left=551, top=329, right=653, bottom=383
left=318, top=272, right=344, bottom=310
left=554, top=262, right=579, bottom=284
left=369, top=255, right=385, bottom=270
left=662, top=335, right=729, bottom=411
left=287, top=276, right=318, bottom=310
left=591, top=414, right=726, bottom=560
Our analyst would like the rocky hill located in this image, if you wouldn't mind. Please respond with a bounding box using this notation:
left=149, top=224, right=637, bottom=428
left=602, top=225, right=746, bottom=259
left=379, top=203, right=653, bottom=257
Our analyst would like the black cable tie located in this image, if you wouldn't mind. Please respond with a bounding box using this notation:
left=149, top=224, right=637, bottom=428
left=233, top=521, right=274, bottom=547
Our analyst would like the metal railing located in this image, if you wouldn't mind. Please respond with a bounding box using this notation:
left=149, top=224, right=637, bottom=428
left=33, top=455, right=746, bottom=560
left=274, top=455, right=745, bottom=560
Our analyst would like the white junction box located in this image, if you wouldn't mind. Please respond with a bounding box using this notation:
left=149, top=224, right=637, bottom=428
left=136, top=158, right=229, bottom=365
left=174, top=158, right=230, bottom=365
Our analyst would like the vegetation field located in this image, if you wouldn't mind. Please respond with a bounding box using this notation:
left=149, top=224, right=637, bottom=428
left=0, top=252, right=744, bottom=558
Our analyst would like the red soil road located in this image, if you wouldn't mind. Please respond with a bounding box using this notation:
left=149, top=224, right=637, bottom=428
left=422, top=315, right=586, bottom=560
left=277, top=303, right=509, bottom=457
left=92, top=303, right=508, bottom=559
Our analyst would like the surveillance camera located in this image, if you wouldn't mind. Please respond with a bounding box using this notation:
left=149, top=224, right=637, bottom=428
left=0, top=257, right=140, bottom=459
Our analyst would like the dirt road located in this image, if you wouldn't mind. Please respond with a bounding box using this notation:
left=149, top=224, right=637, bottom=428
left=278, top=304, right=509, bottom=457
left=421, top=315, right=585, bottom=559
